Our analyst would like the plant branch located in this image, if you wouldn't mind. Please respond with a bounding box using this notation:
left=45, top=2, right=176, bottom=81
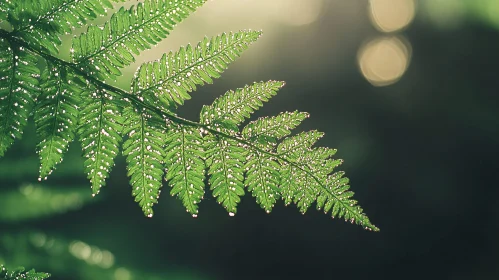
left=0, top=28, right=377, bottom=231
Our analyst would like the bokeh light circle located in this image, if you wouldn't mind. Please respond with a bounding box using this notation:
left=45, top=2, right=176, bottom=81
left=357, top=36, right=412, bottom=87
left=369, top=0, right=416, bottom=32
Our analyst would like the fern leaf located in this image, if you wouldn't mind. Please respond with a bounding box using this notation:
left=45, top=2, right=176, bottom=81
left=241, top=112, right=309, bottom=212
left=35, top=63, right=82, bottom=179
left=9, top=0, right=121, bottom=55
left=200, top=81, right=286, bottom=214
left=200, top=80, right=284, bottom=126
left=205, top=135, right=246, bottom=214
left=72, top=0, right=206, bottom=80
left=303, top=147, right=342, bottom=178
left=294, top=170, right=319, bottom=213
left=0, top=0, right=13, bottom=22
left=279, top=131, right=340, bottom=178
left=278, top=132, right=378, bottom=231
left=277, top=130, right=324, bottom=156
left=0, top=39, right=40, bottom=157
left=244, top=150, right=280, bottom=213
left=123, top=107, right=166, bottom=217
left=278, top=131, right=330, bottom=212
left=77, top=87, right=123, bottom=195
left=242, top=111, right=309, bottom=146
left=280, top=159, right=320, bottom=213
left=318, top=171, right=377, bottom=231
left=2, top=2, right=38, bottom=30
left=278, top=131, right=324, bottom=206
left=279, top=163, right=302, bottom=206
left=0, top=265, right=50, bottom=280
left=165, top=125, right=205, bottom=216
left=132, top=31, right=262, bottom=108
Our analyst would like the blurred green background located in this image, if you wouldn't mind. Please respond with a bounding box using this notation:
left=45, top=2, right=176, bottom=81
left=1, top=0, right=499, bottom=279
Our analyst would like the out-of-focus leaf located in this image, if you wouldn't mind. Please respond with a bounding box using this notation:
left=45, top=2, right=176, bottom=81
left=0, top=264, right=50, bottom=279
left=0, top=184, right=94, bottom=221
left=0, top=232, right=208, bottom=280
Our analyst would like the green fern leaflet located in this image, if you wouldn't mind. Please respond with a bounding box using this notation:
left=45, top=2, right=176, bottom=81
left=0, top=0, right=378, bottom=231
left=0, top=38, right=40, bottom=157
left=78, top=87, right=123, bottom=195
left=123, top=106, right=166, bottom=216
left=35, top=63, right=82, bottom=179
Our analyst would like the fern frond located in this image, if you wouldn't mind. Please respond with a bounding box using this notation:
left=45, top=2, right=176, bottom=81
left=242, top=111, right=309, bottom=147
left=303, top=147, right=342, bottom=178
left=278, top=131, right=378, bottom=231
left=279, top=163, right=302, bottom=206
left=9, top=0, right=120, bottom=55
left=277, top=130, right=324, bottom=156
left=278, top=131, right=330, bottom=212
left=165, top=125, right=205, bottom=216
left=123, top=107, right=166, bottom=217
left=200, top=81, right=285, bottom=214
left=132, top=31, right=262, bottom=108
left=205, top=136, right=246, bottom=214
left=77, top=87, right=123, bottom=195
left=239, top=111, right=309, bottom=213
left=0, top=1, right=13, bottom=22
left=200, top=80, right=284, bottom=126
left=72, top=0, right=206, bottom=80
left=0, top=1, right=378, bottom=230
left=277, top=131, right=324, bottom=206
left=0, top=39, right=40, bottom=157
left=244, top=150, right=280, bottom=213
left=35, top=63, right=83, bottom=179
left=0, top=265, right=50, bottom=280
left=317, top=171, right=377, bottom=231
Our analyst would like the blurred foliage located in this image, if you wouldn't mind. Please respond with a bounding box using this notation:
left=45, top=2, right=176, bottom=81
left=0, top=184, right=93, bottom=221
left=421, top=0, right=499, bottom=29
left=0, top=264, right=49, bottom=280
left=0, top=232, right=204, bottom=280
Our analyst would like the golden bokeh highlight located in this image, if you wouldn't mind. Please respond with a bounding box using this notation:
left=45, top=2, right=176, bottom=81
left=357, top=36, right=411, bottom=87
left=369, top=0, right=416, bottom=32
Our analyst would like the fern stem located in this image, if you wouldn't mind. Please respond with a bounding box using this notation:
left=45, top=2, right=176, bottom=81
left=0, top=29, right=378, bottom=231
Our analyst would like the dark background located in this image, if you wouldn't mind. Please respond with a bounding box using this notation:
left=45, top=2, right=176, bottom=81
left=1, top=1, right=498, bottom=279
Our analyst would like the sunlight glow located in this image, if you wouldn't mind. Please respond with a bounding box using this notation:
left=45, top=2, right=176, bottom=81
left=369, top=0, right=415, bottom=32
left=201, top=0, right=324, bottom=27
left=357, top=36, right=411, bottom=87
left=268, top=0, right=324, bottom=26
